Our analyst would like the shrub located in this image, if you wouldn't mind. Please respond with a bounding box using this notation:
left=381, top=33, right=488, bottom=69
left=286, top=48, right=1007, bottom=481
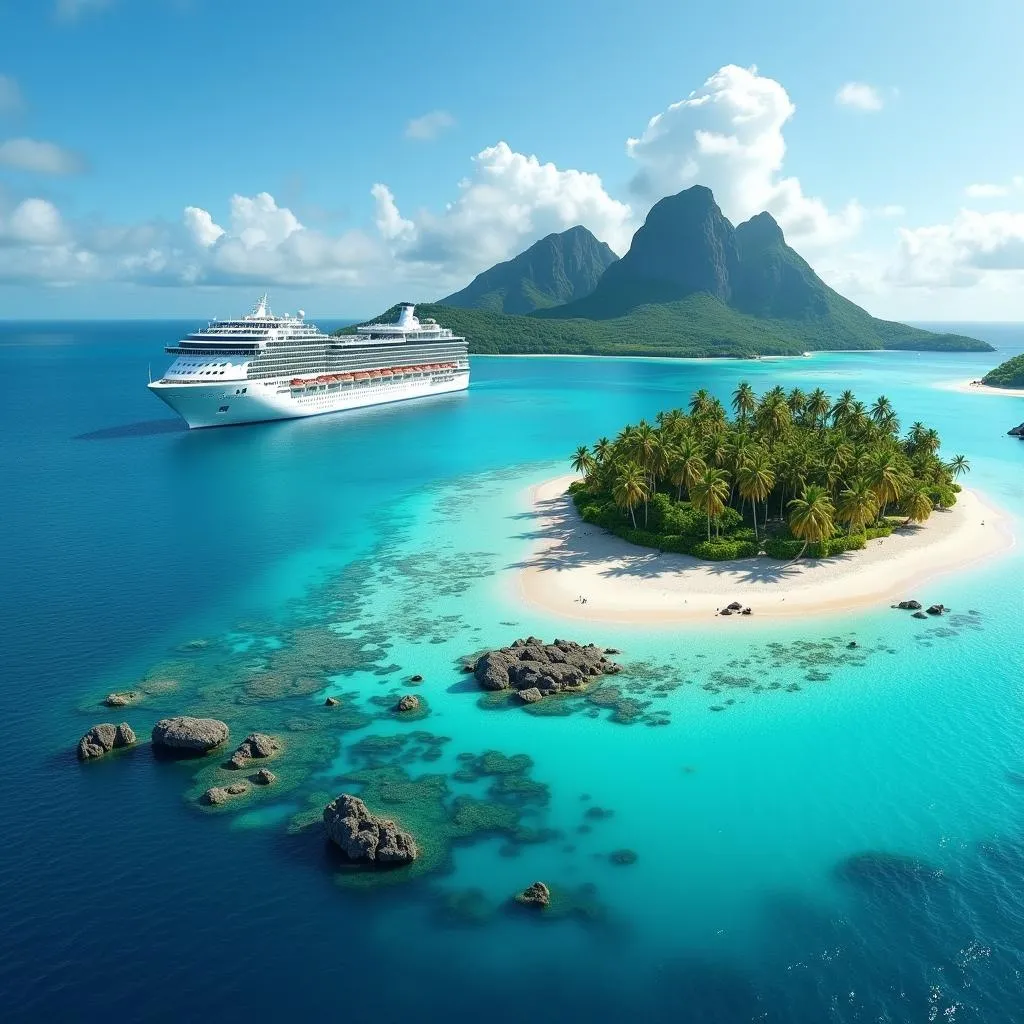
left=691, top=539, right=760, bottom=560
left=865, top=523, right=894, bottom=540
left=764, top=538, right=807, bottom=559
left=820, top=534, right=866, bottom=557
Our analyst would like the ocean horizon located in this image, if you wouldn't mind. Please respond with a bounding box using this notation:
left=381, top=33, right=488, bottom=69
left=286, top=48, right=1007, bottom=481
left=2, top=319, right=1023, bottom=1023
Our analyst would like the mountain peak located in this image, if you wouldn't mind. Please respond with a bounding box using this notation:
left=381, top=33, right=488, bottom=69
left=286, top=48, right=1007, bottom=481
left=439, top=225, right=618, bottom=314
left=736, top=211, right=784, bottom=245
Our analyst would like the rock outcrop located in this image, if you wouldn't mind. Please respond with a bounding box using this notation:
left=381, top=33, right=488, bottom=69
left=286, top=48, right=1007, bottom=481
left=516, top=687, right=544, bottom=704
left=395, top=695, right=420, bottom=713
left=203, top=782, right=249, bottom=806
left=896, top=600, right=922, bottom=610
left=322, top=794, right=419, bottom=864
left=77, top=723, right=137, bottom=760
left=252, top=768, right=277, bottom=786
left=515, top=881, right=551, bottom=908
left=926, top=604, right=946, bottom=616
left=228, top=732, right=280, bottom=768
left=1009, top=422, right=1024, bottom=437
left=103, top=691, right=139, bottom=707
left=324, top=696, right=340, bottom=706
left=473, top=637, right=621, bottom=698
left=151, top=716, right=229, bottom=755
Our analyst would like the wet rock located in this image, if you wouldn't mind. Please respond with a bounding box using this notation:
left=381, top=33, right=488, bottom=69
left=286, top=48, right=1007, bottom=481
left=103, top=691, right=138, bottom=707
left=847, top=641, right=858, bottom=648
left=151, top=716, right=229, bottom=755
left=604, top=648, right=621, bottom=655
left=228, top=732, right=280, bottom=768
left=719, top=608, right=733, bottom=616
left=203, top=781, right=249, bottom=805
left=395, top=694, right=421, bottom=713
left=1008, top=422, right=1024, bottom=436
left=252, top=768, right=277, bottom=786
left=726, top=601, right=743, bottom=611
left=409, top=674, right=424, bottom=683
left=741, top=607, right=752, bottom=616
left=912, top=611, right=928, bottom=619
left=609, top=849, right=638, bottom=865
left=324, top=696, right=340, bottom=707
left=77, top=723, right=136, bottom=760
left=897, top=600, right=922, bottom=610
left=926, top=604, right=946, bottom=616
left=322, top=793, right=418, bottom=864
left=473, top=638, right=620, bottom=694
left=515, top=881, right=550, bottom=908
left=516, top=687, right=544, bottom=704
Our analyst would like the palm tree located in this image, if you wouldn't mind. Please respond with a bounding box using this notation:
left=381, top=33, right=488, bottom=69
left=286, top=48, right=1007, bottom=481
left=867, top=450, right=907, bottom=515
left=690, top=466, right=730, bottom=540
left=836, top=478, right=879, bottom=536
left=612, top=462, right=649, bottom=529
left=947, top=454, right=971, bottom=479
left=900, top=484, right=934, bottom=526
left=571, top=445, right=595, bottom=482
left=689, top=389, right=713, bottom=419
left=806, top=388, right=831, bottom=428
left=732, top=382, right=757, bottom=423
left=788, top=485, right=836, bottom=559
left=787, top=388, right=807, bottom=419
left=593, top=437, right=612, bottom=463
left=831, top=390, right=856, bottom=427
left=668, top=438, right=706, bottom=500
left=737, top=451, right=775, bottom=542
left=870, top=395, right=894, bottom=426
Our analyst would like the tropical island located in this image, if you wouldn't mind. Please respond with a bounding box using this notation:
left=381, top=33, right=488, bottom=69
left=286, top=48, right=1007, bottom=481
left=343, top=185, right=993, bottom=358
left=981, top=353, right=1024, bottom=389
left=516, top=384, right=1011, bottom=622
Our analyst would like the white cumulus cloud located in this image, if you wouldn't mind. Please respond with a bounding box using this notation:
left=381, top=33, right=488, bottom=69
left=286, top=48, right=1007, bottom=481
left=405, top=110, right=456, bottom=141
left=835, top=82, right=884, bottom=112
left=626, top=64, right=862, bottom=246
left=965, top=182, right=1009, bottom=198
left=371, top=183, right=415, bottom=242
left=0, top=137, right=85, bottom=174
left=6, top=198, right=65, bottom=244
left=183, top=206, right=225, bottom=248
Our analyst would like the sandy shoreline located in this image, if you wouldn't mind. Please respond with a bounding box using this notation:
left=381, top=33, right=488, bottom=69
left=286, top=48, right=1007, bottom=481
left=937, top=378, right=1024, bottom=398
left=516, top=475, right=1014, bottom=624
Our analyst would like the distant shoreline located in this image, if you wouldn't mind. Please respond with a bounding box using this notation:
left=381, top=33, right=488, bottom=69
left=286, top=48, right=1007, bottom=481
left=938, top=378, right=1024, bottom=398
left=516, top=475, right=1014, bottom=625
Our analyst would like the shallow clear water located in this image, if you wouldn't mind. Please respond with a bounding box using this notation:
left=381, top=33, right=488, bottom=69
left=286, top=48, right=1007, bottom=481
left=1, top=320, right=1023, bottom=1022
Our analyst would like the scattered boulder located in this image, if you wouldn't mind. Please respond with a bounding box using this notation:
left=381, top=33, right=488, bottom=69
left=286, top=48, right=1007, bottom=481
left=103, top=691, right=138, bottom=708
left=409, top=674, right=424, bottom=683
left=609, top=849, right=638, bottom=865
left=726, top=601, right=743, bottom=611
left=324, top=696, right=340, bottom=707
left=1008, top=422, right=1024, bottom=437
left=322, top=793, right=418, bottom=864
left=151, top=716, right=229, bottom=755
left=604, top=647, right=621, bottom=655
left=395, top=694, right=421, bottom=713
left=252, top=768, right=277, bottom=786
left=473, top=638, right=620, bottom=695
left=77, top=722, right=136, bottom=760
left=897, top=600, right=922, bottom=610
left=203, top=781, right=249, bottom=806
left=741, top=607, right=752, bottom=616
left=228, top=731, right=280, bottom=768
left=516, top=687, right=544, bottom=704
left=912, top=611, right=928, bottom=620
left=847, top=641, right=858, bottom=649
left=515, top=881, right=550, bottom=908
left=719, top=608, right=733, bottom=616
left=926, top=604, right=946, bottom=616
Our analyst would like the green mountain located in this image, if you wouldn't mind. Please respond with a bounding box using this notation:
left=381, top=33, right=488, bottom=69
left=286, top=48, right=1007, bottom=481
left=982, top=353, right=1024, bottom=388
left=345, top=185, right=993, bottom=357
left=440, top=225, right=618, bottom=314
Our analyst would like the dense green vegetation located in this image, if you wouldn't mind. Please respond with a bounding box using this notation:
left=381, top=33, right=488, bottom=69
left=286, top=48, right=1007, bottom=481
left=568, top=384, right=969, bottom=561
left=441, top=225, right=617, bottom=315
left=339, top=298, right=989, bottom=358
left=982, top=353, right=1024, bottom=388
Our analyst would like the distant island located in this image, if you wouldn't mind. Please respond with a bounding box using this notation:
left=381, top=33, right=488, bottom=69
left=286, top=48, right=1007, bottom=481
left=568, top=383, right=968, bottom=561
left=343, top=185, right=993, bottom=358
left=981, top=354, right=1024, bottom=389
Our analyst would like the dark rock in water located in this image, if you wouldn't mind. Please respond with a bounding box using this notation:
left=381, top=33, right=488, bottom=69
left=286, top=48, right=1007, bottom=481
left=516, top=687, right=544, bottom=704
left=461, top=663, right=476, bottom=673
left=228, top=732, right=280, bottom=768
left=252, top=768, right=276, bottom=786
left=77, top=722, right=136, bottom=760
left=515, top=881, right=550, bottom=908
left=584, top=805, right=614, bottom=821
left=604, top=647, right=621, bottom=655
left=324, top=697, right=340, bottom=707
left=719, top=607, right=733, bottom=616
left=395, top=694, right=421, bottom=713
left=912, top=611, right=928, bottom=619
left=609, top=849, right=638, bottom=865
left=203, top=781, right=249, bottom=805
left=472, top=637, right=620, bottom=694
left=103, top=691, right=139, bottom=708
left=1008, top=422, right=1024, bottom=436
left=897, top=600, right=922, bottom=610
left=741, top=607, right=752, bottom=616
left=926, top=604, right=946, bottom=616
left=322, top=793, right=418, bottom=864
left=409, top=674, right=424, bottom=683
left=151, top=716, right=229, bottom=755
left=726, top=601, right=743, bottom=611
left=847, top=641, right=858, bottom=648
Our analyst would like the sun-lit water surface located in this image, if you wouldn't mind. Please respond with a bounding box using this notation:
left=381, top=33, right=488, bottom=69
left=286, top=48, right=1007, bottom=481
left=1, top=320, right=1022, bottom=1023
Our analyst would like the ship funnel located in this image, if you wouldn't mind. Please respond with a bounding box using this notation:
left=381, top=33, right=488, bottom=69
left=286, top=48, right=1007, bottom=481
left=395, top=304, right=419, bottom=329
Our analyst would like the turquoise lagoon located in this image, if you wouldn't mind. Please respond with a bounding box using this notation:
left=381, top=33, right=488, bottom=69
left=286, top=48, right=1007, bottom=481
left=1, top=321, right=1023, bottom=1022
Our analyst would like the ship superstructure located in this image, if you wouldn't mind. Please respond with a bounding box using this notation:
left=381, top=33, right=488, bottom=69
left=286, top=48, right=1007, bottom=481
left=148, top=297, right=470, bottom=428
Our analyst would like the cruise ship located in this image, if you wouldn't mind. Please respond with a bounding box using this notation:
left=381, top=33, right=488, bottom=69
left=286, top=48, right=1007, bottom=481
left=148, top=297, right=470, bottom=428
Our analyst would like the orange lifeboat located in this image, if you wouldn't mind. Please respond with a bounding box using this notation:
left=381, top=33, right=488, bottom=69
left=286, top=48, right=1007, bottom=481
left=290, top=378, right=304, bottom=387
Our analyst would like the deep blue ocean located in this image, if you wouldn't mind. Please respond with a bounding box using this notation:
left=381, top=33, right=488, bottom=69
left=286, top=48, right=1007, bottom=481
left=1, top=319, right=1023, bottom=1023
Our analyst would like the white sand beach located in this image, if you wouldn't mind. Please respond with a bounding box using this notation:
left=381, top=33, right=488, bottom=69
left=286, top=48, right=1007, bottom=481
left=938, top=378, right=1024, bottom=399
left=517, top=475, right=1014, bottom=624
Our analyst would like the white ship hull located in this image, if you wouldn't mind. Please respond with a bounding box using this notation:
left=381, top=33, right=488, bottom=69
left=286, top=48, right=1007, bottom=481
left=149, top=370, right=470, bottom=429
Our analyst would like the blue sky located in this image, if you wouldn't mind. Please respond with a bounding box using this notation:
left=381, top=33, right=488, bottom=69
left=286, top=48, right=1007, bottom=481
left=1, top=0, right=1023, bottom=319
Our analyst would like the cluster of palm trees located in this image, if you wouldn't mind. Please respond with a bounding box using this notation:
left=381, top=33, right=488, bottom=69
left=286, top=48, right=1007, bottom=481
left=571, top=383, right=970, bottom=557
